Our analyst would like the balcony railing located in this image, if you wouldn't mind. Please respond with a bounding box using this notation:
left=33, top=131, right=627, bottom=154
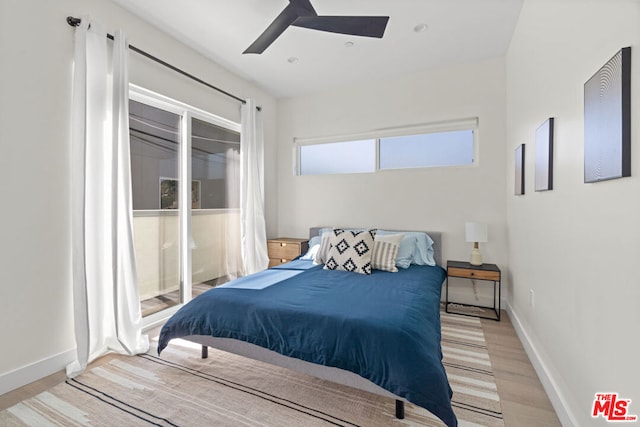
left=134, top=209, right=242, bottom=317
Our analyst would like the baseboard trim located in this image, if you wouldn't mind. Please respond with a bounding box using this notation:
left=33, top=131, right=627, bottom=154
left=506, top=303, right=578, bottom=427
left=0, top=349, right=75, bottom=396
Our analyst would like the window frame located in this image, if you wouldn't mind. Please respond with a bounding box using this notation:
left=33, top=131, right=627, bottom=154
left=293, top=117, right=479, bottom=176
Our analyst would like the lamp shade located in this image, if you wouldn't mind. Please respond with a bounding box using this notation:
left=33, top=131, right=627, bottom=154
left=465, top=222, right=488, bottom=243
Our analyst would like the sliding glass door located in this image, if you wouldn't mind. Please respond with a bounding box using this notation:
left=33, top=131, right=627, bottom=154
left=128, top=87, right=242, bottom=321
left=129, top=99, right=182, bottom=317
left=190, top=117, right=242, bottom=296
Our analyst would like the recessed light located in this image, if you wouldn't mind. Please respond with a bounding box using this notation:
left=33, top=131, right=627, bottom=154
left=287, top=57, right=299, bottom=64
left=344, top=41, right=355, bottom=48
left=414, top=23, right=428, bottom=33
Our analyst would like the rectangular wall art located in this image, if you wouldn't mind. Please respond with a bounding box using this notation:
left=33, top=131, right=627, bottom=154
left=584, top=47, right=631, bottom=183
left=515, top=144, right=525, bottom=195
left=535, top=118, right=554, bottom=191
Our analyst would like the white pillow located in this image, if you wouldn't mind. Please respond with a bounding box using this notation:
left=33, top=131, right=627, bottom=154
left=300, top=244, right=320, bottom=261
left=371, top=234, right=404, bottom=272
left=313, top=231, right=333, bottom=265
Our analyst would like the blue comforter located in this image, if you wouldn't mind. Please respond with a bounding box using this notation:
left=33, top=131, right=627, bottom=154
left=158, top=261, right=456, bottom=426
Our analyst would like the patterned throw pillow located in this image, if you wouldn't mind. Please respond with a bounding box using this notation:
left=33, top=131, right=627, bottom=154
left=371, top=234, right=404, bottom=272
left=324, top=229, right=377, bottom=275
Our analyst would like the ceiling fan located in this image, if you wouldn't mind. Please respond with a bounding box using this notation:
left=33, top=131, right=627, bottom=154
left=244, top=0, right=390, bottom=54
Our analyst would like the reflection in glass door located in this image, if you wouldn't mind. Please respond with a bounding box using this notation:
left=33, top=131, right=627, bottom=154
left=190, top=117, right=242, bottom=298
left=129, top=99, right=182, bottom=317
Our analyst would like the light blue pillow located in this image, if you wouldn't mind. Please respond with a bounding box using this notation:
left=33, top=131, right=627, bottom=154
left=316, top=227, right=334, bottom=236
left=308, top=234, right=322, bottom=248
left=300, top=234, right=323, bottom=260
left=377, top=230, right=436, bottom=267
left=412, top=232, right=436, bottom=266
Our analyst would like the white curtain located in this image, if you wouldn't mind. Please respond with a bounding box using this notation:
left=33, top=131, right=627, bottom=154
left=67, top=18, right=148, bottom=377
left=240, top=99, right=269, bottom=275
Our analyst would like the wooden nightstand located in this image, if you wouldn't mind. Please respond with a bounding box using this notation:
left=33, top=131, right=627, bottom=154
left=267, top=238, right=309, bottom=267
left=446, top=260, right=501, bottom=321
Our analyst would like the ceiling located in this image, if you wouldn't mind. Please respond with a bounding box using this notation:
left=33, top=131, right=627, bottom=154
left=111, top=0, right=523, bottom=99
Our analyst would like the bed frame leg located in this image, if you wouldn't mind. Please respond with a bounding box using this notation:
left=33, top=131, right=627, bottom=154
left=395, top=400, right=405, bottom=419
left=201, top=345, right=208, bottom=359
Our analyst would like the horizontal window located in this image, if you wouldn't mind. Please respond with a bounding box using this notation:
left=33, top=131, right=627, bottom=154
left=299, top=139, right=376, bottom=175
left=295, top=119, right=477, bottom=176
left=379, top=129, right=474, bottom=170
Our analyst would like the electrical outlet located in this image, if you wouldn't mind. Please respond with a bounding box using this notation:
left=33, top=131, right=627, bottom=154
left=529, top=289, right=535, bottom=308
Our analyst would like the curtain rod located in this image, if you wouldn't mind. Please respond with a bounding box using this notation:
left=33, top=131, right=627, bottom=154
left=66, top=16, right=261, bottom=111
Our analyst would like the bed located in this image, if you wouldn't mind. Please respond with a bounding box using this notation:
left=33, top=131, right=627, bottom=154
left=158, top=228, right=457, bottom=427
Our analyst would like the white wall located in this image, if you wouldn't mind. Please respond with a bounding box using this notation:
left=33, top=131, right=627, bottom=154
left=506, top=0, right=640, bottom=425
left=0, top=0, right=277, bottom=393
left=276, top=57, right=509, bottom=306
left=7, top=1, right=637, bottom=422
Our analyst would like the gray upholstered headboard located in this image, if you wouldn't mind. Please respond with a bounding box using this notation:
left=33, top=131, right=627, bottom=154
left=309, top=227, right=443, bottom=267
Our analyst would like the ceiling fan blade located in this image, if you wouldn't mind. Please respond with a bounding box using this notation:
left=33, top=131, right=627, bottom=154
left=243, top=5, right=300, bottom=54
left=292, top=15, right=389, bottom=38
left=288, top=0, right=317, bottom=16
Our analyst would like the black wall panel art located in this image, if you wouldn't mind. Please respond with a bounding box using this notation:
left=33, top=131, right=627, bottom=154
left=515, top=144, right=525, bottom=195
left=584, top=47, right=631, bottom=183
left=535, top=118, right=554, bottom=191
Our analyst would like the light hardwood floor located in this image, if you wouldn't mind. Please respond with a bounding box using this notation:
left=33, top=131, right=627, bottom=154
left=0, top=311, right=561, bottom=426
left=481, top=314, right=561, bottom=426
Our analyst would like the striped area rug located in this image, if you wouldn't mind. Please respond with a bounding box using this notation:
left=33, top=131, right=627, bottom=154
left=440, top=312, right=504, bottom=426
left=0, top=312, right=503, bottom=426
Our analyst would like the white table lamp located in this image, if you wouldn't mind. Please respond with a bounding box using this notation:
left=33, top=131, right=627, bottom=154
left=465, top=222, right=488, bottom=266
